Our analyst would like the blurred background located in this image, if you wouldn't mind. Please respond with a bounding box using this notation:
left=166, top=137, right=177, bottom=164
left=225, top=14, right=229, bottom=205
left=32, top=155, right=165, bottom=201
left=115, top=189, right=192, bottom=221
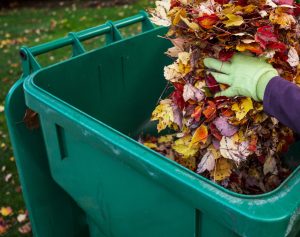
left=0, top=0, right=153, bottom=236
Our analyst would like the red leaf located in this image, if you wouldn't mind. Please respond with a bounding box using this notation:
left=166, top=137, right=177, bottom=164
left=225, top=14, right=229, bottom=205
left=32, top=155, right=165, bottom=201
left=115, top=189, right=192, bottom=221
left=205, top=74, right=220, bottom=93
left=195, top=14, right=219, bottom=29
left=170, top=0, right=181, bottom=9
left=267, top=42, right=286, bottom=53
left=173, top=82, right=184, bottom=91
left=210, top=123, right=222, bottom=141
left=273, top=0, right=294, bottom=5
left=172, top=90, right=185, bottom=110
left=236, top=0, right=248, bottom=6
left=255, top=25, right=278, bottom=49
left=219, top=49, right=235, bottom=62
left=294, top=4, right=300, bottom=16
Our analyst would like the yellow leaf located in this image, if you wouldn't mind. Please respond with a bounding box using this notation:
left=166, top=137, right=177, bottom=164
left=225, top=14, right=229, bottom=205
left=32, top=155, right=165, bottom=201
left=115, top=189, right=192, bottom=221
left=151, top=99, right=174, bottom=132
left=212, top=158, right=232, bottom=181
left=180, top=16, right=199, bottom=30
left=269, top=9, right=296, bottom=30
left=231, top=97, right=253, bottom=120
left=190, top=124, right=208, bottom=146
left=143, top=142, right=158, bottom=149
left=172, top=136, right=199, bottom=158
left=169, top=8, right=187, bottom=25
left=223, top=14, right=244, bottom=27
left=176, top=156, right=197, bottom=170
left=178, top=52, right=190, bottom=65
left=158, top=135, right=174, bottom=143
left=0, top=207, right=12, bottom=217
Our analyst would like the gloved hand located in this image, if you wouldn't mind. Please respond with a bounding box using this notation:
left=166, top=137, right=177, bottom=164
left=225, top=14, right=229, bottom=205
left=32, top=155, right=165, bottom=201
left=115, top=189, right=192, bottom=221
left=203, top=53, right=278, bottom=101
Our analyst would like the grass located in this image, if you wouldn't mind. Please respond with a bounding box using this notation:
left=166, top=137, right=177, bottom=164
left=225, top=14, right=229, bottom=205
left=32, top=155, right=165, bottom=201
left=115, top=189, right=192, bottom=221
left=0, top=1, right=154, bottom=236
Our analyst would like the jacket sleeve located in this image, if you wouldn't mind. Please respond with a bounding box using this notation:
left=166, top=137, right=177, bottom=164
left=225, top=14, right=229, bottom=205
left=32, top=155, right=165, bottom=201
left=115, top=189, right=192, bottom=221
left=263, top=76, right=300, bottom=134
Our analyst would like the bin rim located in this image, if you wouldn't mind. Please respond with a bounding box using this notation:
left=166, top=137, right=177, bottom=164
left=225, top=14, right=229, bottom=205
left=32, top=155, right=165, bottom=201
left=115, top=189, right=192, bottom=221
left=23, top=61, right=300, bottom=203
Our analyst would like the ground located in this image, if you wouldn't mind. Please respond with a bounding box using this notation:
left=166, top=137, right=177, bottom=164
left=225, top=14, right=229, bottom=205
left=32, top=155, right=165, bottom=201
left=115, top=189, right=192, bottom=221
left=0, top=0, right=153, bottom=235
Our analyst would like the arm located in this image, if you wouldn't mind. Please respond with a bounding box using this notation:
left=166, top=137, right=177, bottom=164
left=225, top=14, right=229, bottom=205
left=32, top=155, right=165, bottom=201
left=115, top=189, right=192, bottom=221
left=264, top=76, right=300, bottom=134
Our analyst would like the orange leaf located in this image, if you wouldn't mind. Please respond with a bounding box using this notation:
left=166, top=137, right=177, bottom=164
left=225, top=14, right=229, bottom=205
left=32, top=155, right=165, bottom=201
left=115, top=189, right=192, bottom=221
left=236, top=43, right=263, bottom=55
left=221, top=108, right=234, bottom=117
left=191, top=124, right=208, bottom=145
left=191, top=105, right=202, bottom=122
left=203, top=101, right=216, bottom=120
left=195, top=14, right=219, bottom=29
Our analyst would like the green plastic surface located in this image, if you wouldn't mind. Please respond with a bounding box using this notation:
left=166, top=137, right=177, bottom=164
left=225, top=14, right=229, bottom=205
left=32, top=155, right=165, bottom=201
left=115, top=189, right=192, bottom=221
left=5, top=12, right=300, bottom=237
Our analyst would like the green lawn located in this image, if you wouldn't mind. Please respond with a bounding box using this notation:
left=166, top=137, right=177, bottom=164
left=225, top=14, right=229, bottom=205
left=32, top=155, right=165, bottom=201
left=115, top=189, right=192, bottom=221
left=0, top=1, right=153, bottom=236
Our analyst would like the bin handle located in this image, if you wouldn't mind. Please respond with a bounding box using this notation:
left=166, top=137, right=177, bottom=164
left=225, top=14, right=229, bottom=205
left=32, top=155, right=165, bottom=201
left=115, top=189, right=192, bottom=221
left=19, top=11, right=155, bottom=77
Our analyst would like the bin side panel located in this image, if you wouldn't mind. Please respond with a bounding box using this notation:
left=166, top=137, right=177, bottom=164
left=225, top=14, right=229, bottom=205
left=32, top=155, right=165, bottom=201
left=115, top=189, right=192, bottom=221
left=5, top=80, right=89, bottom=237
left=40, top=117, right=196, bottom=237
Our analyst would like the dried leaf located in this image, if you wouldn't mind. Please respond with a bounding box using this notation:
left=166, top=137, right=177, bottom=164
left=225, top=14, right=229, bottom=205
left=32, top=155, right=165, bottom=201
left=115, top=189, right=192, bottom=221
left=172, top=135, right=198, bottom=158
left=151, top=99, right=174, bottom=132
left=191, top=124, right=208, bottom=146
left=212, top=158, right=232, bottom=181
left=180, top=16, right=200, bottom=30
left=269, top=9, right=296, bottom=29
left=223, top=14, right=244, bottom=27
left=23, top=109, right=40, bottom=129
left=196, top=14, right=219, bottom=29
left=213, top=116, right=238, bottom=136
left=231, top=97, right=253, bottom=120
left=183, top=83, right=204, bottom=102
left=220, top=136, right=251, bottom=164
left=164, top=63, right=181, bottom=82
left=149, top=0, right=171, bottom=26
left=263, top=156, right=278, bottom=175
left=287, top=47, right=299, bottom=67
left=197, top=150, right=216, bottom=173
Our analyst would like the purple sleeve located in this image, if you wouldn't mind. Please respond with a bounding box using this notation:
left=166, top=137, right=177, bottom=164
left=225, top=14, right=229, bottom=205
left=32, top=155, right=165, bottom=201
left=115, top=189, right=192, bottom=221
left=263, top=76, right=300, bottom=134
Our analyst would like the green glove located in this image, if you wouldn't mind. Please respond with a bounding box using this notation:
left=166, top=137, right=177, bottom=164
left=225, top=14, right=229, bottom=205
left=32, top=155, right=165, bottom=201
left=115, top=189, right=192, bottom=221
left=203, top=53, right=278, bottom=101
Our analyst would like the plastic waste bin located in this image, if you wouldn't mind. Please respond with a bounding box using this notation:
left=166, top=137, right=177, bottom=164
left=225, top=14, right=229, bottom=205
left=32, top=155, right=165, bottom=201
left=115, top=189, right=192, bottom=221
left=5, top=12, right=300, bottom=237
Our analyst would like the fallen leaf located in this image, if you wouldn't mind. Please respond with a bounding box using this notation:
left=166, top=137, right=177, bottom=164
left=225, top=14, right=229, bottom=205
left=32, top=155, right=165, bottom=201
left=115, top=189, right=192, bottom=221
left=182, top=83, right=204, bottom=102
left=263, top=156, right=278, bottom=175
left=4, top=173, right=12, bottom=182
left=213, top=116, right=238, bottom=136
left=223, top=14, right=244, bottom=27
left=231, top=97, right=253, bottom=120
left=144, top=142, right=158, bottom=149
left=180, top=16, right=199, bottom=30
left=287, top=47, right=299, bottom=67
left=269, top=9, right=296, bottom=29
left=151, top=99, right=174, bottom=132
left=149, top=0, right=171, bottom=26
left=195, top=14, right=219, bottom=29
left=203, top=101, right=217, bottom=120
left=220, top=136, right=251, bottom=164
left=164, top=63, right=181, bottom=82
left=0, top=207, right=12, bottom=217
left=197, top=150, right=216, bottom=173
left=191, top=124, right=208, bottom=146
left=17, top=213, right=27, bottom=223
left=236, top=43, right=263, bottom=54
left=18, top=222, right=31, bottom=234
left=172, top=135, right=198, bottom=158
left=212, top=158, right=232, bottom=181
left=23, top=109, right=40, bottom=129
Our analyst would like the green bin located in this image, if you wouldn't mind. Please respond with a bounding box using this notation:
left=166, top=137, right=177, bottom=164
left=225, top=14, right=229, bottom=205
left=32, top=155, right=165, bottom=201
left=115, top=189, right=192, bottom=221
left=5, top=12, right=300, bottom=237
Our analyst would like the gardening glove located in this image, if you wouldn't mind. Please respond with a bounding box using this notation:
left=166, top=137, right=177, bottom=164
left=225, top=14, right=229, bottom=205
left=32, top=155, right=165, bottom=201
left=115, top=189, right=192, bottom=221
left=203, top=53, right=278, bottom=101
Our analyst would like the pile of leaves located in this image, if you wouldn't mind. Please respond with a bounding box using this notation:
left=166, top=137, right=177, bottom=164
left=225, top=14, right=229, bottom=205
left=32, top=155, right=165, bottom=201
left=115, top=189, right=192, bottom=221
left=141, top=0, right=300, bottom=194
